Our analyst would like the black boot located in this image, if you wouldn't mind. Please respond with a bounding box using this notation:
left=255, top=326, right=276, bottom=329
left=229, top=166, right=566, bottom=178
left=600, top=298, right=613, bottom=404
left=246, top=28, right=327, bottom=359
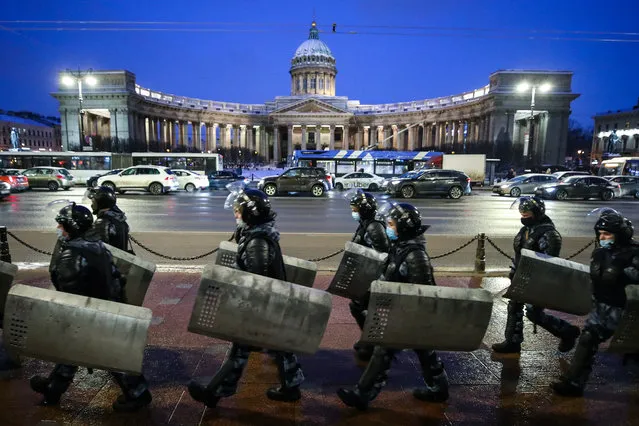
left=355, top=345, right=374, bottom=362
left=337, top=347, right=393, bottom=411
left=30, top=364, right=76, bottom=406
left=414, top=351, right=449, bottom=403
left=492, top=301, right=524, bottom=354
left=551, top=330, right=598, bottom=398
left=112, top=390, right=152, bottom=412
left=525, top=306, right=580, bottom=353
left=337, top=388, right=369, bottom=411
left=558, top=326, right=581, bottom=353
left=266, top=386, right=301, bottom=402
left=187, top=379, right=221, bottom=408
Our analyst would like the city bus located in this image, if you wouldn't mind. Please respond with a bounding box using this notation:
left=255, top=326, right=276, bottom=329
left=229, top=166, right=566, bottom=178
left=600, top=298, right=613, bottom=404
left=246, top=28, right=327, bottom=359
left=292, top=149, right=444, bottom=177
left=598, top=157, right=639, bottom=177
left=0, top=150, right=224, bottom=183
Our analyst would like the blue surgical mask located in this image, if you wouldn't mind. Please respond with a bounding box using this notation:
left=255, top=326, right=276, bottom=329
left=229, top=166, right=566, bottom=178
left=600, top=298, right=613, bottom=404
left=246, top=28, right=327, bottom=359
left=56, top=228, right=65, bottom=239
left=599, top=239, right=614, bottom=248
left=386, top=227, right=398, bottom=241
left=351, top=212, right=360, bottom=222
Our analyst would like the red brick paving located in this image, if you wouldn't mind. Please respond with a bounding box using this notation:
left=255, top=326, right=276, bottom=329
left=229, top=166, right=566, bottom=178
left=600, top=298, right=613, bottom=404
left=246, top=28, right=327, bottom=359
left=1, top=272, right=638, bottom=425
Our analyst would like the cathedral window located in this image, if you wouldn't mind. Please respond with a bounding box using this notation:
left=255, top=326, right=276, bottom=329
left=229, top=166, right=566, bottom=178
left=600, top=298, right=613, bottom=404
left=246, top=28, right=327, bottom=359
left=311, top=78, right=316, bottom=89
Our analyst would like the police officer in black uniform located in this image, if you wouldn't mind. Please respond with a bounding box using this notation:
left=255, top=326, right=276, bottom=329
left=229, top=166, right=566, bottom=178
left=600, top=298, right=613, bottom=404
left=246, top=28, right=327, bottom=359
left=31, top=203, right=152, bottom=412
left=86, top=185, right=132, bottom=252
left=552, top=209, right=639, bottom=396
left=348, top=190, right=390, bottom=361
left=188, top=189, right=305, bottom=407
left=492, top=196, right=580, bottom=354
left=337, top=202, right=449, bottom=410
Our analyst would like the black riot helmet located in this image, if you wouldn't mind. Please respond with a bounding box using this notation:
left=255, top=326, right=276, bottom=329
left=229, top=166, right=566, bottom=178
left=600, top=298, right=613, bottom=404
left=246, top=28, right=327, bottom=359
left=232, top=188, right=275, bottom=226
left=55, top=203, right=94, bottom=237
left=594, top=209, right=633, bottom=243
left=383, top=202, right=429, bottom=240
left=87, top=185, right=117, bottom=214
left=516, top=196, right=546, bottom=218
left=349, top=190, right=378, bottom=220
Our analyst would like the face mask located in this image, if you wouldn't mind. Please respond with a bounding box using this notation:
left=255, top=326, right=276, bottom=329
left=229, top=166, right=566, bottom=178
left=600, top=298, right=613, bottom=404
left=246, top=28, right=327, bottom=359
left=599, top=239, right=614, bottom=248
left=236, top=218, right=245, bottom=227
left=386, top=227, right=398, bottom=241
left=56, top=228, right=65, bottom=239
left=351, top=212, right=360, bottom=222
left=520, top=217, right=536, bottom=227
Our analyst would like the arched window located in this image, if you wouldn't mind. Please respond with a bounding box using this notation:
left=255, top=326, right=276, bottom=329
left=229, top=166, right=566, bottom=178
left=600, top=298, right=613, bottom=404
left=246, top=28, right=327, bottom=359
left=303, top=78, right=307, bottom=92
left=319, top=79, right=324, bottom=90
left=310, top=78, right=316, bottom=90
left=296, top=79, right=301, bottom=92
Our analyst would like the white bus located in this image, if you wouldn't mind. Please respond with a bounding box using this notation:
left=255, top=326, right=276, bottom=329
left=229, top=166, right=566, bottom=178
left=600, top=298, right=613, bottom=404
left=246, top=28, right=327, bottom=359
left=0, top=150, right=224, bottom=184
left=598, top=157, right=639, bottom=177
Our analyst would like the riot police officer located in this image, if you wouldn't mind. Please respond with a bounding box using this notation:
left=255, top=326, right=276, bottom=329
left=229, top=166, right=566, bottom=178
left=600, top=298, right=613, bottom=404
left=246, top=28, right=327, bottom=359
left=188, top=189, right=305, bottom=407
left=30, top=203, right=152, bottom=411
left=337, top=202, right=449, bottom=410
left=552, top=209, right=639, bottom=396
left=348, top=190, right=390, bottom=361
left=86, top=185, right=132, bottom=252
left=492, top=196, right=580, bottom=354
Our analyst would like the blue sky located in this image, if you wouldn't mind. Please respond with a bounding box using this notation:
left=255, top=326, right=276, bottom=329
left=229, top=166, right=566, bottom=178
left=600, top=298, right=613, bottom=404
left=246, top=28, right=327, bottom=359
left=2, top=0, right=638, bottom=127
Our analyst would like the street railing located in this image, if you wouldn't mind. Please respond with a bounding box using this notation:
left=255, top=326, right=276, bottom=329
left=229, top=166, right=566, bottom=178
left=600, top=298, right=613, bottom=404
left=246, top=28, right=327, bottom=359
left=1, top=226, right=597, bottom=275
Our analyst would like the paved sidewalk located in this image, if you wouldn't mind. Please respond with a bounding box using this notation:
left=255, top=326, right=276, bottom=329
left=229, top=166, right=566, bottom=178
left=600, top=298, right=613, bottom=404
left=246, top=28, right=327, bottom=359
left=1, top=271, right=638, bottom=425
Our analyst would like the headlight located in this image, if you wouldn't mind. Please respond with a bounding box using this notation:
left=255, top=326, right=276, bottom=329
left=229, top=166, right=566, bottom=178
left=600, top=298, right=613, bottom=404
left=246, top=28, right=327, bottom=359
left=545, top=187, right=556, bottom=192
left=391, top=180, right=400, bottom=185
left=500, top=185, right=509, bottom=188
left=258, top=179, right=265, bottom=185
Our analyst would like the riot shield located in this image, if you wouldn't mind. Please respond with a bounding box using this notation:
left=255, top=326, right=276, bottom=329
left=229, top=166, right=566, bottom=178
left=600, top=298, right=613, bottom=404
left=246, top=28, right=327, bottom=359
left=104, top=243, right=156, bottom=306
left=360, top=280, right=493, bottom=351
left=214, top=241, right=317, bottom=288
left=327, top=241, right=388, bottom=299
left=2, top=284, right=151, bottom=374
left=188, top=264, right=332, bottom=354
left=0, top=260, right=18, bottom=327
left=505, top=249, right=592, bottom=315
left=609, top=285, right=639, bottom=353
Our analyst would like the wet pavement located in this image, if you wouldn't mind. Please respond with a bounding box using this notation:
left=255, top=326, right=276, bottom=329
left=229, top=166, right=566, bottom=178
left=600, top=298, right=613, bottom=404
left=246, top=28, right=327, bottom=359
left=1, top=271, right=639, bottom=425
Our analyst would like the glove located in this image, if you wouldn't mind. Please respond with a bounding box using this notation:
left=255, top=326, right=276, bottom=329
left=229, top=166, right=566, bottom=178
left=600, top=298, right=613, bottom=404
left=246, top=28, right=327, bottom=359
left=508, top=258, right=516, bottom=280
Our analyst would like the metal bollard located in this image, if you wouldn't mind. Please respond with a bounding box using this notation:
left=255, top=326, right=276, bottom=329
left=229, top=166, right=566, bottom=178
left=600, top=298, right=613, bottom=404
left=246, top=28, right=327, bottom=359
left=474, top=233, right=486, bottom=273
left=0, top=226, right=11, bottom=264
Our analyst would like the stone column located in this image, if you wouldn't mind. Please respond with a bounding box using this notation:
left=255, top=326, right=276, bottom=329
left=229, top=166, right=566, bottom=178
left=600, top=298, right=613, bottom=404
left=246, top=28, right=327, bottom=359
left=261, top=127, right=269, bottom=162
left=233, top=125, right=240, bottom=147
left=408, top=124, right=415, bottom=151
left=383, top=126, right=391, bottom=149
left=301, top=125, right=307, bottom=150
left=329, top=125, right=335, bottom=150
left=240, top=125, right=246, bottom=149
left=364, top=126, right=370, bottom=148
left=287, top=125, right=294, bottom=155
left=194, top=122, right=202, bottom=150
left=392, top=125, right=399, bottom=150
left=343, top=125, right=350, bottom=149
left=369, top=125, right=377, bottom=148
left=316, top=125, right=322, bottom=149
left=273, top=126, right=281, bottom=163
left=355, top=127, right=362, bottom=150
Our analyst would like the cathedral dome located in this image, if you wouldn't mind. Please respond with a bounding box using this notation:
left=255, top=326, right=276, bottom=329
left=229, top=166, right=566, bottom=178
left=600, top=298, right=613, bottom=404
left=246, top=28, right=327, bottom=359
left=290, top=21, right=336, bottom=72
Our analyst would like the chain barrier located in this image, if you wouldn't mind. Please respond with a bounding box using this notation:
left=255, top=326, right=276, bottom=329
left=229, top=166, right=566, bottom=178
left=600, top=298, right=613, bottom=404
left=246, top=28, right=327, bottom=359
left=306, top=248, right=345, bottom=262
left=485, top=236, right=513, bottom=260
left=6, top=230, right=53, bottom=256
left=565, top=239, right=596, bottom=260
left=129, top=234, right=235, bottom=261
left=485, top=236, right=597, bottom=261
left=431, top=235, right=479, bottom=259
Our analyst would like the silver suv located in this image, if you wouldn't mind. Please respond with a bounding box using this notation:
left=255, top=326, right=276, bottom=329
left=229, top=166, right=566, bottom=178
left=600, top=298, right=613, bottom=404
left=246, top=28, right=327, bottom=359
left=21, top=167, right=75, bottom=191
left=96, top=165, right=179, bottom=195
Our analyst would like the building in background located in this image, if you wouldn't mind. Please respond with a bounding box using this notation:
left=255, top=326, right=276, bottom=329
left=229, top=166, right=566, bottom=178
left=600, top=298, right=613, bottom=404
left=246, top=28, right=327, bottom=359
left=591, top=97, right=639, bottom=163
left=0, top=112, right=62, bottom=152
left=51, top=21, right=579, bottom=166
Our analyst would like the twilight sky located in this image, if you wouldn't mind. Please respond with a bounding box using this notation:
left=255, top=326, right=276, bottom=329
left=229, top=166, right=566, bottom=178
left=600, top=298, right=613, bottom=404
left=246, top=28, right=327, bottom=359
left=1, top=0, right=638, bottom=127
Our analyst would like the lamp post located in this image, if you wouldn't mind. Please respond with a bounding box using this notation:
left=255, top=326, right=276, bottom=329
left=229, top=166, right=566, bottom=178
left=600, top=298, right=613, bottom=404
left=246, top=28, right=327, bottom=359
left=517, top=82, right=551, bottom=166
left=61, top=68, right=97, bottom=151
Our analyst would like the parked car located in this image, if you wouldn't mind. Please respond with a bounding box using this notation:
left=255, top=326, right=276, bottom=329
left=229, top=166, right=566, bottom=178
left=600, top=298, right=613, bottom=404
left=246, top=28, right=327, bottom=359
left=96, top=165, right=179, bottom=195
left=20, top=166, right=75, bottom=191
left=257, top=167, right=330, bottom=197
left=534, top=175, right=620, bottom=201
left=172, top=169, right=210, bottom=192
left=492, top=173, right=557, bottom=197
left=208, top=171, right=249, bottom=190
left=603, top=175, right=639, bottom=199
left=0, top=181, right=10, bottom=200
left=0, top=169, right=29, bottom=192
left=334, top=172, right=386, bottom=191
left=385, top=169, right=471, bottom=199
left=552, top=171, right=590, bottom=182
left=86, top=169, right=123, bottom=188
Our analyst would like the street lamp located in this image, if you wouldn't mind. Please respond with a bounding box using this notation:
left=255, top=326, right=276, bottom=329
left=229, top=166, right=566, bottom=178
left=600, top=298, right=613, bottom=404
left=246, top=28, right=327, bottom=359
left=517, top=82, right=551, bottom=165
left=61, top=68, right=97, bottom=151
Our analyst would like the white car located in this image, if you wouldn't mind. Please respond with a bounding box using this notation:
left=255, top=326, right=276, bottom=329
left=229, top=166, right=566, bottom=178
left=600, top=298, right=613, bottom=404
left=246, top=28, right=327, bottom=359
left=97, top=165, right=179, bottom=195
left=172, top=169, right=210, bottom=192
left=334, top=172, right=386, bottom=191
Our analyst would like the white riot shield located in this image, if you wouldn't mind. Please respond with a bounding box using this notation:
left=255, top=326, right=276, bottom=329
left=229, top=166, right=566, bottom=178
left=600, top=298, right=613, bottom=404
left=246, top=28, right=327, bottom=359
left=327, top=242, right=388, bottom=299
left=609, top=285, right=639, bottom=353
left=505, top=249, right=592, bottom=315
left=2, top=284, right=151, bottom=374
left=214, top=241, right=317, bottom=288
left=104, top=243, right=156, bottom=306
left=188, top=264, right=332, bottom=354
left=0, top=260, right=18, bottom=327
left=360, top=280, right=493, bottom=351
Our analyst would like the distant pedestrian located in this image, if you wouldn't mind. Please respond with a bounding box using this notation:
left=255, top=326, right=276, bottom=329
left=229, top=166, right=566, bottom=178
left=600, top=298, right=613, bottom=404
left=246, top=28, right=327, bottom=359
left=507, top=168, right=516, bottom=180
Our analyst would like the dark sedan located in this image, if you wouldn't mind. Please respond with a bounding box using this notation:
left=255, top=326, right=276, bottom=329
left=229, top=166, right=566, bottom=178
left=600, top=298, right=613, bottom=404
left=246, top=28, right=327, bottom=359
left=604, top=175, right=639, bottom=199
left=385, top=169, right=471, bottom=199
left=208, top=171, right=249, bottom=190
left=534, top=175, right=621, bottom=201
left=87, top=169, right=123, bottom=188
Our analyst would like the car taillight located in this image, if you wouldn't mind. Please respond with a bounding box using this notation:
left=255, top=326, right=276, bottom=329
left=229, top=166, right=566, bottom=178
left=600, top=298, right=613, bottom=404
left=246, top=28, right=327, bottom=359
left=56, top=174, right=64, bottom=180
left=467, top=177, right=471, bottom=182
left=164, top=176, right=171, bottom=181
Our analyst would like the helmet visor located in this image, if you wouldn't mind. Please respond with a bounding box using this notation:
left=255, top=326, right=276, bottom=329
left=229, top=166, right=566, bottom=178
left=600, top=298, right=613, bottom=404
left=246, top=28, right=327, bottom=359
left=224, top=181, right=247, bottom=211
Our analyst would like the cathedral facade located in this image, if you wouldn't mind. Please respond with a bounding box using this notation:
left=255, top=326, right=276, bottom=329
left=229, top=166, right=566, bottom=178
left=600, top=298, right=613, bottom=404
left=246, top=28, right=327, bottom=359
left=52, top=21, right=579, bottom=165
